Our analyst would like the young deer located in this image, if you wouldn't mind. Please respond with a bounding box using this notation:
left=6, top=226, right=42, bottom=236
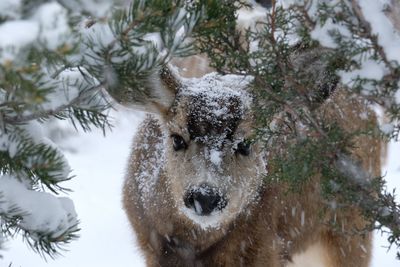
left=111, top=53, right=381, bottom=266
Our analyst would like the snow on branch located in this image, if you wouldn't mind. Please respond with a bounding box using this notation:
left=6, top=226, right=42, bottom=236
left=0, top=175, right=78, bottom=257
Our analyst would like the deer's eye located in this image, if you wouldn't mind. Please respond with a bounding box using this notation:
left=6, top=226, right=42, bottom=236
left=171, top=134, right=187, bottom=151
left=236, top=140, right=251, bottom=156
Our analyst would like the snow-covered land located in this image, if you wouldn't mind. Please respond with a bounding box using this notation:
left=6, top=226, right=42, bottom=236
left=1, top=107, right=398, bottom=267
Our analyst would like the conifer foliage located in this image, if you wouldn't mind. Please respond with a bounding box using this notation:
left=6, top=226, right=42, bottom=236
left=0, top=0, right=399, bottom=261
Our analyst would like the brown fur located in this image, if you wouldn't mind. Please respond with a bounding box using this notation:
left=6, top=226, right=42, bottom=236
left=121, top=76, right=381, bottom=267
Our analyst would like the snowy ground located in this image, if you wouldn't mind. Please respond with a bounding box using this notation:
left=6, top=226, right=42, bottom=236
left=1, top=108, right=399, bottom=267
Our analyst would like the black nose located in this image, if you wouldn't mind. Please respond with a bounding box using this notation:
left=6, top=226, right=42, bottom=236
left=184, top=184, right=227, bottom=216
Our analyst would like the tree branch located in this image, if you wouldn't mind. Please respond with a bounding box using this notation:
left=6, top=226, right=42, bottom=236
left=2, top=83, right=106, bottom=124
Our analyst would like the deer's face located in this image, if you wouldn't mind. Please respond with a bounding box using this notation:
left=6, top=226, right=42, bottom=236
left=111, top=68, right=268, bottom=232
left=164, top=74, right=267, bottom=230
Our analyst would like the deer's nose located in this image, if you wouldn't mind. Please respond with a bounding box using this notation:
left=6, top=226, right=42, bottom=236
left=184, top=184, right=227, bottom=216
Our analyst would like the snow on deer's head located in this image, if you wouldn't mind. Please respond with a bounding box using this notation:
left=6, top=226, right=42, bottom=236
left=111, top=66, right=267, bottom=230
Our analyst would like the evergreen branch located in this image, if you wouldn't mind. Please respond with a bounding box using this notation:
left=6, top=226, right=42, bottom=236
left=24, top=224, right=80, bottom=259
left=0, top=185, right=80, bottom=259
left=0, top=147, right=68, bottom=194
left=1, top=83, right=105, bottom=125
left=1, top=210, right=80, bottom=259
left=106, top=18, right=142, bottom=54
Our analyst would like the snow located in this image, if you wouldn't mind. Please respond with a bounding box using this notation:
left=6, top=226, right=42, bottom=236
left=29, top=122, right=72, bottom=181
left=338, top=59, right=388, bottom=88
left=0, top=0, right=22, bottom=20
left=78, top=3, right=198, bottom=73
left=304, top=0, right=400, bottom=92
left=80, top=19, right=116, bottom=65
left=310, top=18, right=352, bottom=49
left=237, top=2, right=268, bottom=31
left=180, top=73, right=253, bottom=169
left=209, top=148, right=222, bottom=167
left=142, top=32, right=164, bottom=51
left=396, top=86, right=400, bottom=105
left=0, top=20, right=39, bottom=63
left=336, top=153, right=372, bottom=183
left=0, top=2, right=72, bottom=63
left=193, top=200, right=203, bottom=215
left=41, top=67, right=92, bottom=111
left=40, top=137, right=73, bottom=182
left=358, top=0, right=400, bottom=64
left=0, top=1, right=101, bottom=120
left=371, top=140, right=400, bottom=266
left=380, top=123, right=395, bottom=135
left=32, top=2, right=71, bottom=50
left=61, top=0, right=115, bottom=17
left=167, top=7, right=191, bottom=50
left=0, top=175, right=77, bottom=239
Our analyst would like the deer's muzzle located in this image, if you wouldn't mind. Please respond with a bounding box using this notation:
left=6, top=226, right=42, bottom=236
left=184, top=184, right=227, bottom=216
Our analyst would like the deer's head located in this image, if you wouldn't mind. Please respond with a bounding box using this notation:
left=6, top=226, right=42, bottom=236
left=111, top=66, right=267, bottom=231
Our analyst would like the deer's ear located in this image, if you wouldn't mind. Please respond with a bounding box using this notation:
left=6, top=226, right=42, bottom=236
left=108, top=65, right=180, bottom=117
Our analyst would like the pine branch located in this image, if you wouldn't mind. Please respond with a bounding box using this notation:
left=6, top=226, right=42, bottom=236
left=1, top=83, right=105, bottom=125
